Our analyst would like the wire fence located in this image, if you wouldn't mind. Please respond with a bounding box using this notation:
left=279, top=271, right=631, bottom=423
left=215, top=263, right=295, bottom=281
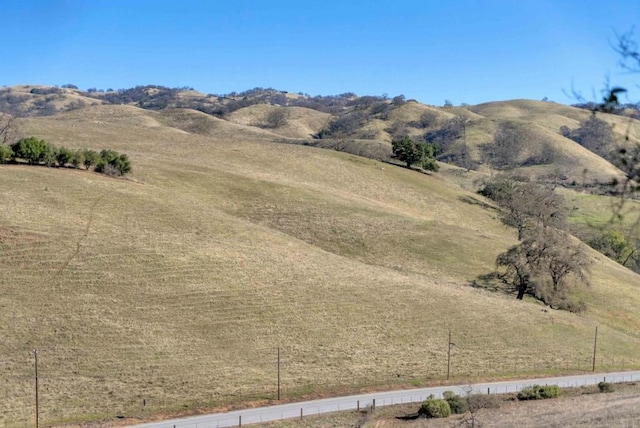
left=2, top=326, right=639, bottom=427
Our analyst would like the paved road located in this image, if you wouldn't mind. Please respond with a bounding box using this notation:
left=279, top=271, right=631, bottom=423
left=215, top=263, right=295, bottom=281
left=128, top=370, right=640, bottom=428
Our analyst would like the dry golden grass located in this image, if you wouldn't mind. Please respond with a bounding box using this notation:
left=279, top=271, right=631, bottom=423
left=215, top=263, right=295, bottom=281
left=386, top=103, right=450, bottom=124
left=226, top=104, right=330, bottom=139
left=458, top=99, right=640, bottom=184
left=489, top=99, right=640, bottom=140
left=4, top=85, right=102, bottom=112
left=471, top=99, right=585, bottom=122
left=157, top=107, right=281, bottom=141
left=470, top=99, right=640, bottom=148
left=1, top=102, right=640, bottom=426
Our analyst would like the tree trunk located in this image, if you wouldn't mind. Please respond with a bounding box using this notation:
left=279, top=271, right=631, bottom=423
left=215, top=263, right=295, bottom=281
left=517, top=277, right=527, bottom=300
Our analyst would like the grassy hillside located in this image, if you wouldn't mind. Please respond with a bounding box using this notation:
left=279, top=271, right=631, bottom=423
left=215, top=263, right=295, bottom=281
left=0, top=85, right=102, bottom=117
left=226, top=105, right=331, bottom=139
left=463, top=100, right=632, bottom=183
left=1, top=99, right=640, bottom=425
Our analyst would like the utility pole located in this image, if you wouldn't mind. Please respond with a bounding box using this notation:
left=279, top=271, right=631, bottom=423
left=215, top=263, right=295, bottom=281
left=277, top=347, right=281, bottom=400
left=34, top=349, right=39, bottom=428
left=592, top=326, right=598, bottom=372
left=447, top=331, right=455, bottom=380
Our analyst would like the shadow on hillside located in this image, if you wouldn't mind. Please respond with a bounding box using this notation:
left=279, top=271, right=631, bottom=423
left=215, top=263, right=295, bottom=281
left=273, top=137, right=392, bottom=163
left=378, top=159, right=439, bottom=175
left=458, top=195, right=496, bottom=211
left=396, top=412, right=420, bottom=420
left=273, top=137, right=444, bottom=177
left=470, top=272, right=510, bottom=294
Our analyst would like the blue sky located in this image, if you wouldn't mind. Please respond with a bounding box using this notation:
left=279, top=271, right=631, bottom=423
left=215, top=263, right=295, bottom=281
left=2, top=0, right=639, bottom=105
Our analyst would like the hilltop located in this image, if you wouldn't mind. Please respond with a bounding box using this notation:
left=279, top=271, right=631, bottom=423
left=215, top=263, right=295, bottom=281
left=3, top=84, right=637, bottom=185
left=1, top=85, right=640, bottom=425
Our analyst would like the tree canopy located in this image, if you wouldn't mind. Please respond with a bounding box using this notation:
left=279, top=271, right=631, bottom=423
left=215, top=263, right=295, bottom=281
left=5, top=137, right=132, bottom=176
left=11, top=137, right=50, bottom=165
left=560, top=115, right=615, bottom=161
left=480, top=175, right=590, bottom=311
left=391, top=135, right=439, bottom=171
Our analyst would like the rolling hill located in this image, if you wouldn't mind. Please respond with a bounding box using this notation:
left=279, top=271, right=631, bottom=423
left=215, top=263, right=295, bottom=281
left=1, top=87, right=640, bottom=426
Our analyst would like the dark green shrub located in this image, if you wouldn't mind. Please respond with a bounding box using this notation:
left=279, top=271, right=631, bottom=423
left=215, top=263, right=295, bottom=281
left=1, top=137, right=131, bottom=175
left=517, top=384, right=560, bottom=400
left=391, top=135, right=439, bottom=170
left=42, top=144, right=57, bottom=166
left=517, top=385, right=539, bottom=400
left=113, top=153, right=131, bottom=174
left=539, top=385, right=560, bottom=398
left=419, top=396, right=451, bottom=418
left=99, top=149, right=131, bottom=175
left=422, top=156, right=439, bottom=172
left=100, top=149, right=119, bottom=164
left=83, top=149, right=100, bottom=170
left=0, top=145, right=13, bottom=163
left=598, top=381, right=614, bottom=393
left=56, top=146, right=73, bottom=167
left=71, top=150, right=85, bottom=168
left=443, top=391, right=468, bottom=414
left=95, top=160, right=106, bottom=173
left=11, top=137, right=50, bottom=164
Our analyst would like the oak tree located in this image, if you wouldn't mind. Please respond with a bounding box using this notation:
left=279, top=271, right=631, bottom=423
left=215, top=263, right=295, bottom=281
left=391, top=135, right=439, bottom=171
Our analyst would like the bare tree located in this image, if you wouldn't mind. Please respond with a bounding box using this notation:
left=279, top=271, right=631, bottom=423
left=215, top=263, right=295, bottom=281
left=386, top=121, right=408, bottom=140
left=496, top=241, right=535, bottom=300
left=544, top=232, right=591, bottom=292
left=0, top=114, right=18, bottom=146
left=392, top=94, right=406, bottom=106
left=481, top=174, right=590, bottom=308
left=264, top=108, right=288, bottom=128
left=459, top=385, right=500, bottom=428
left=424, top=116, right=467, bottom=152
left=419, top=110, right=439, bottom=128
left=482, top=122, right=528, bottom=169
left=480, top=175, right=567, bottom=240
left=560, top=115, right=615, bottom=161
left=496, top=226, right=590, bottom=308
left=324, top=111, right=368, bottom=137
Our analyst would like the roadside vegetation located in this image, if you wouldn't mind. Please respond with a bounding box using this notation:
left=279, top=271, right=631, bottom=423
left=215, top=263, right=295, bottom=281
left=250, top=382, right=640, bottom=427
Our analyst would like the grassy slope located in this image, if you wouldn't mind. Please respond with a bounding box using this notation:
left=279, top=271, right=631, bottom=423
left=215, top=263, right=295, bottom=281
left=1, top=103, right=640, bottom=424
left=467, top=99, right=635, bottom=183
left=226, top=105, right=331, bottom=139
left=5, top=85, right=103, bottom=111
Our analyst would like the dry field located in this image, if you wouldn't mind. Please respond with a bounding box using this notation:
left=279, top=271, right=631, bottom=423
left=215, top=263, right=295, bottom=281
left=1, top=101, right=640, bottom=425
